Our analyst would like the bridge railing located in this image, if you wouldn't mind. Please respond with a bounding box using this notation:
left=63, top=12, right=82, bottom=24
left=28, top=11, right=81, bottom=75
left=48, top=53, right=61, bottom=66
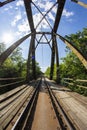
left=62, top=78, right=87, bottom=96
left=0, top=77, right=25, bottom=94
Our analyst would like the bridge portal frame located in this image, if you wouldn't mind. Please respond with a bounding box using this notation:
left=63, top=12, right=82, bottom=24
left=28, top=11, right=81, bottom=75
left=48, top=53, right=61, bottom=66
left=0, top=32, right=87, bottom=82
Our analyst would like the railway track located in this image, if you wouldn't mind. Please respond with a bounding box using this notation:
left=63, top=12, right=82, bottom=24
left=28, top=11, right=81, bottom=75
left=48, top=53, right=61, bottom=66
left=0, top=79, right=41, bottom=130
left=44, top=78, right=76, bottom=130
left=46, top=79, right=87, bottom=108
left=1, top=77, right=86, bottom=130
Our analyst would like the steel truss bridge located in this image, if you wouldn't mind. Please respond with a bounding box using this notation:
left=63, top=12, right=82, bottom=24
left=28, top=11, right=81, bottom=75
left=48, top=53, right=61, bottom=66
left=0, top=0, right=87, bottom=83
left=0, top=1, right=87, bottom=130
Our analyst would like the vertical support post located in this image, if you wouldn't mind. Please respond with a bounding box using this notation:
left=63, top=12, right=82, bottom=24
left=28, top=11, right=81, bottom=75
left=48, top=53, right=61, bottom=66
left=32, top=32, right=36, bottom=80
left=55, top=36, right=60, bottom=83
left=26, top=36, right=32, bottom=83
left=26, top=32, right=36, bottom=82
left=50, top=33, right=55, bottom=80
left=24, top=0, right=36, bottom=82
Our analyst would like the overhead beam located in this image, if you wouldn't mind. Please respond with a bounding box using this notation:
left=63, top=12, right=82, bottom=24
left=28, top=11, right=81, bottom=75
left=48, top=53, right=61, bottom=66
left=53, top=0, right=66, bottom=33
left=24, top=0, right=35, bottom=32
left=0, top=34, right=31, bottom=65
left=0, top=0, right=15, bottom=7
left=36, top=31, right=87, bottom=69
left=71, top=0, right=87, bottom=8
left=55, top=33, right=87, bottom=69
left=26, top=33, right=36, bottom=82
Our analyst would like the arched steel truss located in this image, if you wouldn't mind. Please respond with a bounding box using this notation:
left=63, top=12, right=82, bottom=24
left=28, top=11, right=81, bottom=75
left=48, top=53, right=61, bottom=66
left=0, top=0, right=87, bottom=83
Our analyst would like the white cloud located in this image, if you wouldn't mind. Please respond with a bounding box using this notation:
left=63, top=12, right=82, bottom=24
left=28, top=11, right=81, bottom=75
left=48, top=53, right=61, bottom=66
left=37, top=2, right=45, bottom=9
left=33, top=13, right=42, bottom=31
left=4, top=7, right=9, bottom=11
left=33, top=12, right=49, bottom=31
left=67, top=18, right=73, bottom=22
left=48, top=12, right=55, bottom=21
left=37, top=1, right=56, bottom=13
left=16, top=0, right=24, bottom=6
left=44, top=1, right=54, bottom=11
left=11, top=13, right=22, bottom=26
left=62, top=9, right=74, bottom=18
left=17, top=19, right=30, bottom=35
left=3, top=5, right=13, bottom=11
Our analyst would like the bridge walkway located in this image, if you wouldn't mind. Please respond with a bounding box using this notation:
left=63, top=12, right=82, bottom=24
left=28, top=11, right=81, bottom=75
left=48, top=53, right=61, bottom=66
left=47, top=79, right=87, bottom=130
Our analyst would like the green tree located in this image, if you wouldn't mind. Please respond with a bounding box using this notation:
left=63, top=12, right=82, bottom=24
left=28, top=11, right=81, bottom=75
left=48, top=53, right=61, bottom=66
left=0, top=47, right=26, bottom=78
left=0, top=42, right=6, bottom=54
left=60, top=52, right=87, bottom=79
left=45, top=67, right=50, bottom=78
left=45, top=28, right=87, bottom=81
left=60, top=28, right=87, bottom=80
left=65, top=28, right=87, bottom=58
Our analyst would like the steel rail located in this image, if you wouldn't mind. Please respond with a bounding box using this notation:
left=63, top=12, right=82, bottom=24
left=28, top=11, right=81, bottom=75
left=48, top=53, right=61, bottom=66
left=0, top=87, right=34, bottom=130
left=0, top=79, right=41, bottom=130
left=11, top=79, right=41, bottom=130
left=44, top=78, right=76, bottom=130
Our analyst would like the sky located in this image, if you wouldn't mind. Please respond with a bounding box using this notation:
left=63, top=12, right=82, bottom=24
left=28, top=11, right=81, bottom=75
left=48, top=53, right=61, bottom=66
left=0, top=0, right=87, bottom=72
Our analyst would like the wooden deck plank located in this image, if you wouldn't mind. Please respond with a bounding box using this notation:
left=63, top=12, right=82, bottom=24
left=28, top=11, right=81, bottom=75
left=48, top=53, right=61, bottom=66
left=47, top=80, right=87, bottom=130
left=54, top=91, right=87, bottom=129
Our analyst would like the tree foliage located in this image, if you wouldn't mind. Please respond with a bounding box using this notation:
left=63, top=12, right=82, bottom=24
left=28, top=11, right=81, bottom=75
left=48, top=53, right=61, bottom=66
left=0, top=43, right=41, bottom=79
left=61, top=28, right=87, bottom=79
left=45, top=28, right=87, bottom=80
left=0, top=42, right=5, bottom=54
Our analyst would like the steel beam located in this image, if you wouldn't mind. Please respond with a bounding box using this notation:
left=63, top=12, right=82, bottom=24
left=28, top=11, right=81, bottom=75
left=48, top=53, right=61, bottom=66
left=53, top=0, right=66, bottom=33
left=32, top=33, right=36, bottom=80
left=26, top=38, right=32, bottom=82
left=71, top=0, right=87, bottom=8
left=26, top=33, right=36, bottom=82
left=50, top=33, right=55, bottom=80
left=0, top=34, right=30, bottom=65
left=24, top=0, right=35, bottom=32
left=55, top=36, right=60, bottom=83
left=0, top=0, right=15, bottom=7
left=55, top=33, right=87, bottom=69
